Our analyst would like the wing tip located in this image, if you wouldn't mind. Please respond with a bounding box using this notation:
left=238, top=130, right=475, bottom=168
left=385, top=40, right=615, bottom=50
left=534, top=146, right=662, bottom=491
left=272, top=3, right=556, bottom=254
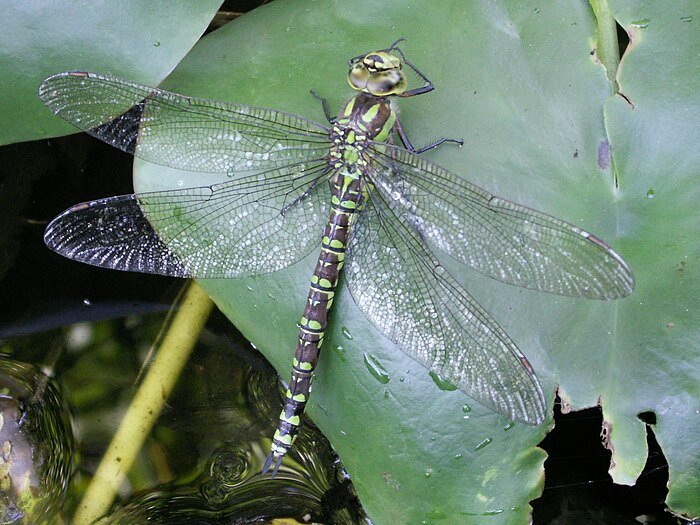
left=584, top=232, right=636, bottom=299
left=513, top=380, right=548, bottom=426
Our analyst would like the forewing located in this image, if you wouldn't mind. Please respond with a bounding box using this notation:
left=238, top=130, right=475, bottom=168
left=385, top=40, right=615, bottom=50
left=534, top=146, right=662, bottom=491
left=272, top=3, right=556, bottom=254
left=39, top=72, right=330, bottom=174
left=345, top=187, right=546, bottom=424
left=45, top=162, right=331, bottom=278
left=366, top=145, right=635, bottom=300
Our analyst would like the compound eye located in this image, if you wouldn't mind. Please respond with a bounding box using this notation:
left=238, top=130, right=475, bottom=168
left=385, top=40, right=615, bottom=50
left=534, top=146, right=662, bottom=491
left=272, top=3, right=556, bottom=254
left=347, top=50, right=407, bottom=95
left=366, top=69, right=407, bottom=96
left=348, top=62, right=369, bottom=91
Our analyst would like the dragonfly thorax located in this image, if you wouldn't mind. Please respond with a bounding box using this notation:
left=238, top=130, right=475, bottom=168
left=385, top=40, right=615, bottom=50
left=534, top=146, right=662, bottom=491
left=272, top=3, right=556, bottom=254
left=334, top=92, right=397, bottom=142
left=329, top=92, right=397, bottom=176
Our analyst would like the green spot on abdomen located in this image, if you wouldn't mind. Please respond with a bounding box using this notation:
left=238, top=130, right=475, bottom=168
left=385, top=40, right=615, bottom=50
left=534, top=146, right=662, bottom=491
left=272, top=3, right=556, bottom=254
left=297, top=360, right=314, bottom=371
left=281, top=414, right=300, bottom=425
left=273, top=430, right=293, bottom=446
left=307, top=319, right=322, bottom=331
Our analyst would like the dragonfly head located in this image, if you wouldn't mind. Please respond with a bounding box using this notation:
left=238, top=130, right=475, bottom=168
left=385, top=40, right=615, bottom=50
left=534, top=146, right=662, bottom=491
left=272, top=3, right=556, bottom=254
left=348, top=50, right=408, bottom=97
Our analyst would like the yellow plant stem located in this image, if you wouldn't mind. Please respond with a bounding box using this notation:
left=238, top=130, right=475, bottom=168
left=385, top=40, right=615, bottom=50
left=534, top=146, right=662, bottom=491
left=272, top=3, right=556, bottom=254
left=72, top=282, right=214, bottom=525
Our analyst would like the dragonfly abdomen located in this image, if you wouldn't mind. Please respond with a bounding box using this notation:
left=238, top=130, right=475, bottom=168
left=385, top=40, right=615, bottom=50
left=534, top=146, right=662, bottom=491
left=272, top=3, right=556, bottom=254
left=265, top=172, right=362, bottom=475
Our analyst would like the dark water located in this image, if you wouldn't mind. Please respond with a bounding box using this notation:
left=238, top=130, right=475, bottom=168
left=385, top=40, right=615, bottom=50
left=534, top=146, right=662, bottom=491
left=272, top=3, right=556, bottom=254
left=0, top=359, right=73, bottom=523
left=1, top=307, right=366, bottom=524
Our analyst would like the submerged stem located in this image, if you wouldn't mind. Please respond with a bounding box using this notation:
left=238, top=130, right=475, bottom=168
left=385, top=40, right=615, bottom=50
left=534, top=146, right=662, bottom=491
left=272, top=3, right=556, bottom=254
left=72, top=282, right=213, bottom=525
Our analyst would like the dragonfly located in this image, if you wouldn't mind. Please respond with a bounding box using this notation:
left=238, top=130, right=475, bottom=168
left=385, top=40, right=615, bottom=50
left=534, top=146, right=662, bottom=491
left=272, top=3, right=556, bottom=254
left=39, top=39, right=635, bottom=476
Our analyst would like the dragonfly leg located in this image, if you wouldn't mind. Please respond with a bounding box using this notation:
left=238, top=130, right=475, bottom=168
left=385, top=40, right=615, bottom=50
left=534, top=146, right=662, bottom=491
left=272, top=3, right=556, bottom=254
left=280, top=174, right=328, bottom=217
left=392, top=47, right=437, bottom=98
left=310, top=90, right=336, bottom=123
left=393, top=115, right=463, bottom=154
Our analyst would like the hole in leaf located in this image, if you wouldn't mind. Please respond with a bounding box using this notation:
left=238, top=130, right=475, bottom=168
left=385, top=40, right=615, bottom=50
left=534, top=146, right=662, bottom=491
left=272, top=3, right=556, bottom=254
left=637, top=411, right=657, bottom=425
left=532, top=396, right=674, bottom=523
left=616, top=20, right=630, bottom=58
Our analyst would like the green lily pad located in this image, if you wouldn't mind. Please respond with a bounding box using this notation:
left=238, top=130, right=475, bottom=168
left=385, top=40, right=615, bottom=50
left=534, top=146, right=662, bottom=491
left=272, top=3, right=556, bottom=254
left=0, top=0, right=222, bottom=145
left=601, top=0, right=700, bottom=516
left=135, top=0, right=700, bottom=521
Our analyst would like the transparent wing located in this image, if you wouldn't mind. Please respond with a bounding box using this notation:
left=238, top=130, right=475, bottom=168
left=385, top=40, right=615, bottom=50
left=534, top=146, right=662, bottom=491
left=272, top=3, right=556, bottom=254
left=44, top=162, right=331, bottom=278
left=39, top=71, right=331, bottom=174
left=365, top=144, right=635, bottom=300
left=345, top=186, right=546, bottom=424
